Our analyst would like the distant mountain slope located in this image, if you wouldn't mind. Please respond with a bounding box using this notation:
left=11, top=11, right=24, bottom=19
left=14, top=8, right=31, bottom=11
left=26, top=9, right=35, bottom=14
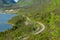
left=0, top=0, right=60, bottom=14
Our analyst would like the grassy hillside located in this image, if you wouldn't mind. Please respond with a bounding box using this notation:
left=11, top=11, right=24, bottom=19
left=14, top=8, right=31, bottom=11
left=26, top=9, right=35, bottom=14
left=0, top=0, right=60, bottom=40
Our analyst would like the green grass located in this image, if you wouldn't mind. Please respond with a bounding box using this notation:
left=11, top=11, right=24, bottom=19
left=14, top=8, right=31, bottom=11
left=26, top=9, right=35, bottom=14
left=0, top=0, right=60, bottom=40
left=0, top=7, right=60, bottom=40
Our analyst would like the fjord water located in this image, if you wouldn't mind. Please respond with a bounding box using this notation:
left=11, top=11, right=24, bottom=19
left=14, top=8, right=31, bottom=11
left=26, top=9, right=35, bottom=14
left=0, top=13, right=17, bottom=32
left=2, top=0, right=19, bottom=4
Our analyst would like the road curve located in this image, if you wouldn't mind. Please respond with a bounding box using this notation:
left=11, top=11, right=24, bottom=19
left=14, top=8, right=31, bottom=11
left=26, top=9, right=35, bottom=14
left=25, top=16, right=45, bottom=35
left=17, top=15, right=45, bottom=40
left=34, top=22, right=45, bottom=35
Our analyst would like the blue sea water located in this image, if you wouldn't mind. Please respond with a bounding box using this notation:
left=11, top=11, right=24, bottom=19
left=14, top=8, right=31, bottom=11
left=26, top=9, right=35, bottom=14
left=0, top=23, right=12, bottom=32
left=0, top=13, right=17, bottom=32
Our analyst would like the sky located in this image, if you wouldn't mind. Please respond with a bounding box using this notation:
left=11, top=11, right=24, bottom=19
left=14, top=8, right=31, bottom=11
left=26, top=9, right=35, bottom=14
left=14, top=0, right=19, bottom=2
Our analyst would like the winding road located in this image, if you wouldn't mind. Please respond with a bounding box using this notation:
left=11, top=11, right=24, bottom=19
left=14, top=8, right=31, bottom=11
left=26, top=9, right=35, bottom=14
left=26, top=16, right=45, bottom=35
left=34, top=22, right=45, bottom=35
left=17, top=15, right=45, bottom=40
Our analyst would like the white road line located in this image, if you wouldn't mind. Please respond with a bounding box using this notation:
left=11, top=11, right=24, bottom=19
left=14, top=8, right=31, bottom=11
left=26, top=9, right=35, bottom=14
left=34, top=22, right=45, bottom=35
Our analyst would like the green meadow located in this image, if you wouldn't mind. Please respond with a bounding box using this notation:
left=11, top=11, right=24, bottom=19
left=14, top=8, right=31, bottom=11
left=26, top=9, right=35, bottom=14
left=0, top=0, right=60, bottom=40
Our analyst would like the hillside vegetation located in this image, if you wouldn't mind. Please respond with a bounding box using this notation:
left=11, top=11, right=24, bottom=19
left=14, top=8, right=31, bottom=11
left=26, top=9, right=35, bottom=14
left=0, top=0, right=60, bottom=40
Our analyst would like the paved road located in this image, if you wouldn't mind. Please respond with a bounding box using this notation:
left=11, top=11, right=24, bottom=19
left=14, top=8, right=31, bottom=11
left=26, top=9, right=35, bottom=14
left=20, top=16, right=45, bottom=40
left=26, top=16, right=45, bottom=35
left=34, top=22, right=45, bottom=35
left=16, top=16, right=45, bottom=40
